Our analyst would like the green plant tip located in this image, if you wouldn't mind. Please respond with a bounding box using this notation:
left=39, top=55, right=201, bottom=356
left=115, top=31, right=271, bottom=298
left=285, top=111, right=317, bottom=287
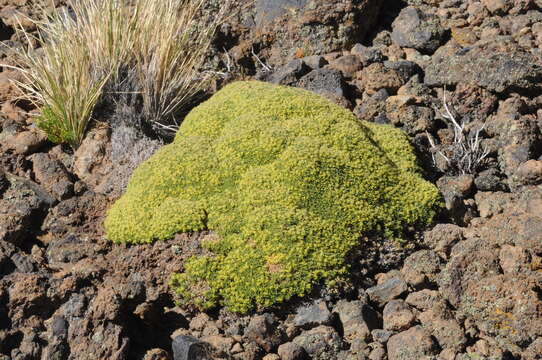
left=104, top=81, right=441, bottom=313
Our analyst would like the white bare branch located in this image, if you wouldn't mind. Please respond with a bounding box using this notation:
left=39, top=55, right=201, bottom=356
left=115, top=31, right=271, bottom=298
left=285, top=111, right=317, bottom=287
left=426, top=89, right=489, bottom=175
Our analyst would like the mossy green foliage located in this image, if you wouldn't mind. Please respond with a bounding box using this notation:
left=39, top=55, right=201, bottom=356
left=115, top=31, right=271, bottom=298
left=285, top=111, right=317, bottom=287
left=36, top=106, right=75, bottom=145
left=104, top=81, right=440, bottom=312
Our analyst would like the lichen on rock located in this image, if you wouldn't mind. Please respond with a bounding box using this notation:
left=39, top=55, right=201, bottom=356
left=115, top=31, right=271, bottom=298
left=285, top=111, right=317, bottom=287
left=104, top=81, right=440, bottom=312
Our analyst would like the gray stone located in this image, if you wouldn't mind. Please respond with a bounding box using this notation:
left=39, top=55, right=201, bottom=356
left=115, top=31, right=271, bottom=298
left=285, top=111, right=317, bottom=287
left=52, top=316, right=69, bottom=339
left=333, top=300, right=378, bottom=342
left=0, top=170, right=8, bottom=195
left=391, top=6, right=447, bottom=53
left=245, top=313, right=283, bottom=352
left=294, top=300, right=333, bottom=328
left=172, top=335, right=209, bottom=360
left=244, top=0, right=383, bottom=65
left=351, top=44, right=383, bottom=66
left=269, top=59, right=311, bottom=85
left=475, top=168, right=507, bottom=192
left=383, top=61, right=422, bottom=83
left=366, top=277, right=408, bottom=306
left=292, top=326, right=343, bottom=360
left=303, top=55, right=328, bottom=70
left=371, top=329, right=394, bottom=344
left=0, top=173, right=55, bottom=246
left=425, top=42, right=542, bottom=93
left=298, top=68, right=349, bottom=107
left=11, top=253, right=35, bottom=273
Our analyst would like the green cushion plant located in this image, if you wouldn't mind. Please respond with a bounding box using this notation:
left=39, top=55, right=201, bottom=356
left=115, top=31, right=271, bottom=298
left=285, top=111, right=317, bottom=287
left=104, top=81, right=440, bottom=313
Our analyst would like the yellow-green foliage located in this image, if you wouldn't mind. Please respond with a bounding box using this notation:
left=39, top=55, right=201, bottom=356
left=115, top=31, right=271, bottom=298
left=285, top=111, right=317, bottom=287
left=105, top=81, right=440, bottom=312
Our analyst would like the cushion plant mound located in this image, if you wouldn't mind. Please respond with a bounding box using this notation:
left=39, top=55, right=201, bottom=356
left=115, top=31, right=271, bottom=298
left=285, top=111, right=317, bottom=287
left=104, top=81, right=440, bottom=313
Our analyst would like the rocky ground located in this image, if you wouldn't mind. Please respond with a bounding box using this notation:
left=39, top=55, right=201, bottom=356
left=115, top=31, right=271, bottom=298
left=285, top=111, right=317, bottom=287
left=1, top=0, right=542, bottom=359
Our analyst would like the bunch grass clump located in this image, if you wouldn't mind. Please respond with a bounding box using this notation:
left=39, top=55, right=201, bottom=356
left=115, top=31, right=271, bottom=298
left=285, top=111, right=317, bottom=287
left=8, top=0, right=227, bottom=147
left=105, top=81, right=441, bottom=313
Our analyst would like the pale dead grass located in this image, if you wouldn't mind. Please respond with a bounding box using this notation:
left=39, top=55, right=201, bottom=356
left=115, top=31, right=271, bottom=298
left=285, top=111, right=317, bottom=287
left=6, top=0, right=230, bottom=147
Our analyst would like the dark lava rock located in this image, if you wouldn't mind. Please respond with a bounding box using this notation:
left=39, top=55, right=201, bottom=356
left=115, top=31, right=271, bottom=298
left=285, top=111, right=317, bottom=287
left=201, top=335, right=235, bottom=357
left=435, top=189, right=542, bottom=356
left=46, top=234, right=98, bottom=270
left=371, top=329, right=394, bottom=344
left=366, top=277, right=408, bottom=307
left=351, top=44, right=383, bottom=66
left=475, top=168, right=507, bottom=192
left=294, top=300, right=333, bottom=329
left=391, top=6, right=447, bottom=53
left=425, top=41, right=542, bottom=93
left=405, top=289, right=444, bottom=311
left=29, top=153, right=74, bottom=201
left=438, top=238, right=501, bottom=308
left=298, top=68, right=350, bottom=107
left=418, top=304, right=467, bottom=353
left=302, top=55, right=328, bottom=70
left=460, top=273, right=542, bottom=349
left=10, top=253, right=35, bottom=273
left=436, top=175, right=476, bottom=226
left=383, top=61, right=422, bottom=83
left=514, top=159, right=542, bottom=186
left=268, top=59, right=311, bottom=86
left=245, top=313, right=283, bottom=352
left=42, top=191, right=109, bottom=237
left=0, top=169, right=8, bottom=195
left=230, top=0, right=383, bottom=66
left=292, top=326, right=343, bottom=360
left=0, top=242, right=16, bottom=275
left=143, top=348, right=170, bottom=360
left=353, top=88, right=389, bottom=122
left=172, top=335, right=209, bottom=360
left=484, top=97, right=542, bottom=189
left=1, top=129, right=48, bottom=155
left=333, top=299, right=379, bottom=342
left=385, top=97, right=435, bottom=135
left=0, top=173, right=55, bottom=245
left=51, top=316, right=69, bottom=339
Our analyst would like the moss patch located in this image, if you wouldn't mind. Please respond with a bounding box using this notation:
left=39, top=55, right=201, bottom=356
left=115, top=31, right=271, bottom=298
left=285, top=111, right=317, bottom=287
left=104, top=81, right=440, bottom=312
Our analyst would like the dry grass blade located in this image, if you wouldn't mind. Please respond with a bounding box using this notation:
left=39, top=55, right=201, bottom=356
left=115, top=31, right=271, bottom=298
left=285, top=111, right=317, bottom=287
left=133, top=0, right=230, bottom=131
left=427, top=89, right=489, bottom=175
left=5, top=0, right=233, bottom=147
left=6, top=10, right=109, bottom=147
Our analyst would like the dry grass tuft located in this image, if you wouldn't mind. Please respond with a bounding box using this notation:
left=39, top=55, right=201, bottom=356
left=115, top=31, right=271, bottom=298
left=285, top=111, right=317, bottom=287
left=6, top=0, right=229, bottom=147
left=426, top=89, right=489, bottom=175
